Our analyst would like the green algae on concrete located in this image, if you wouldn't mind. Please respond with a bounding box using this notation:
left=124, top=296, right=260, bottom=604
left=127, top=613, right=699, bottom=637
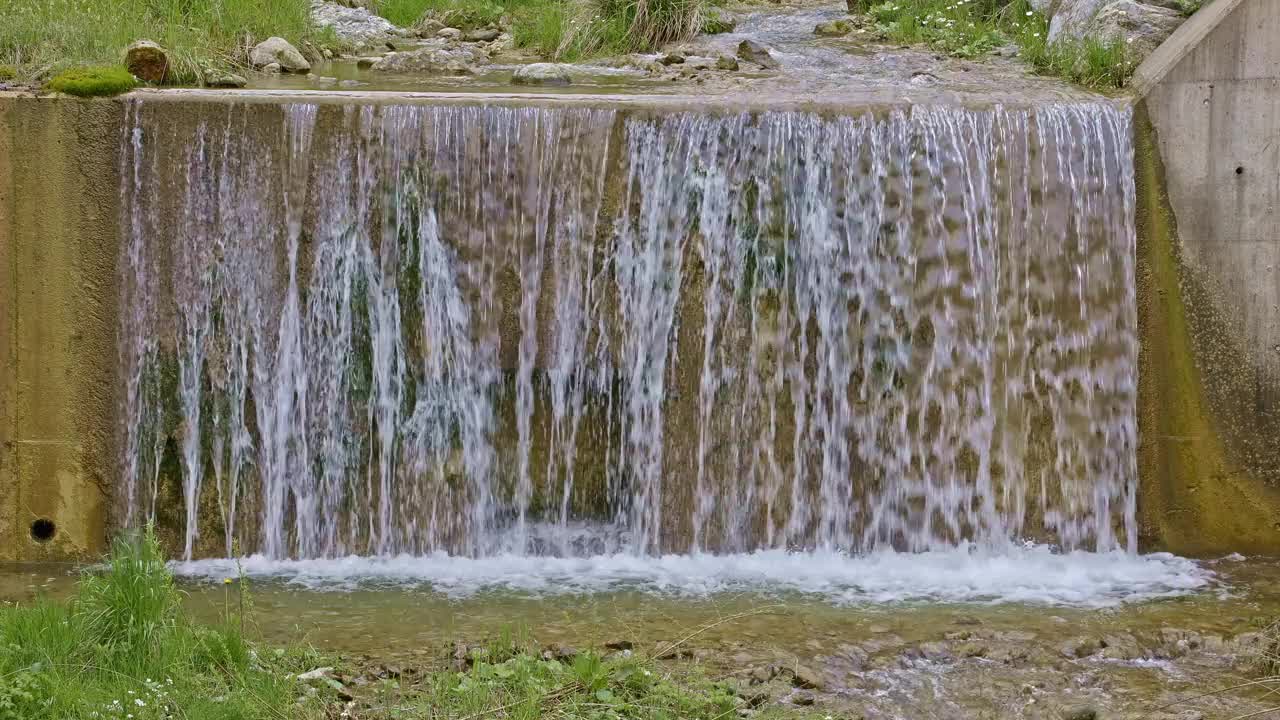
left=1134, top=102, right=1280, bottom=556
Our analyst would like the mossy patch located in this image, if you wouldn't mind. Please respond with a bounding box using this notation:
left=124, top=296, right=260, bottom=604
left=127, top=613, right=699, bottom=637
left=46, top=66, right=137, bottom=97
left=0, top=65, right=16, bottom=81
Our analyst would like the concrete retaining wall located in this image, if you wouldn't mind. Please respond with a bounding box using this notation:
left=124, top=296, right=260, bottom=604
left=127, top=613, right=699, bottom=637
left=1133, top=0, right=1280, bottom=554
left=0, top=95, right=119, bottom=561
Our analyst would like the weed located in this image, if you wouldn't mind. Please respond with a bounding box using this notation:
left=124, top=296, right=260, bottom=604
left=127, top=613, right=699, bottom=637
left=0, top=65, right=15, bottom=81
left=45, top=66, right=137, bottom=96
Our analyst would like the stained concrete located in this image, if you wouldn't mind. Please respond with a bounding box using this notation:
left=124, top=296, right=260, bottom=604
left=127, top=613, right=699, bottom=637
left=0, top=95, right=119, bottom=560
left=1133, top=0, right=1280, bottom=554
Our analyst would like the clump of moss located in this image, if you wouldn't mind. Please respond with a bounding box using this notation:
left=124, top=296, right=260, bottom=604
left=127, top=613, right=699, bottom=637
left=45, top=65, right=137, bottom=97
left=0, top=65, right=16, bottom=81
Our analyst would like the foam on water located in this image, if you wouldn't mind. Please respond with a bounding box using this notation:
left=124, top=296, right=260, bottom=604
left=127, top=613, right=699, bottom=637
left=172, top=544, right=1211, bottom=607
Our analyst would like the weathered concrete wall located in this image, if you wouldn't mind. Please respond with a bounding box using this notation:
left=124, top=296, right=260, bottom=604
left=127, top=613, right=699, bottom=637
left=0, top=95, right=119, bottom=561
left=1133, top=0, right=1280, bottom=555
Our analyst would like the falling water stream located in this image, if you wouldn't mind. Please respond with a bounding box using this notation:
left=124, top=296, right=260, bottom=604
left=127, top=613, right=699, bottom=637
left=111, top=97, right=1178, bottom=602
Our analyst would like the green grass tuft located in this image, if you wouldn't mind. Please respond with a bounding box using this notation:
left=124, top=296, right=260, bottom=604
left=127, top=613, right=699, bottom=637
left=0, top=65, right=15, bottom=81
left=45, top=66, right=137, bottom=96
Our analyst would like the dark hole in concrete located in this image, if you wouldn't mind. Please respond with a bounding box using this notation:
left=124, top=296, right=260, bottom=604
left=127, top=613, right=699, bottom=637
left=1236, top=166, right=1245, bottom=175
left=30, top=518, right=56, bottom=543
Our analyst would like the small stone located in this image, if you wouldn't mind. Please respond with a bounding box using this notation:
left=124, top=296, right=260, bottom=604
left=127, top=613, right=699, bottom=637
left=1061, top=706, right=1097, bottom=720
left=1059, top=637, right=1101, bottom=659
left=791, top=690, right=816, bottom=706
left=790, top=665, right=825, bottom=690
left=464, top=28, right=501, bottom=41
left=262, top=62, right=282, bottom=74
left=1100, top=633, right=1142, bottom=660
left=297, top=667, right=334, bottom=681
left=605, top=640, right=634, bottom=651
left=511, top=62, right=572, bottom=85
left=814, top=20, right=853, bottom=36
left=660, top=52, right=685, bottom=65
left=715, top=55, right=739, bottom=70
left=416, top=19, right=446, bottom=36
left=919, top=642, right=952, bottom=661
left=124, top=40, right=171, bottom=83
left=736, top=39, right=778, bottom=69
left=249, top=37, right=310, bottom=73
left=437, top=27, right=463, bottom=40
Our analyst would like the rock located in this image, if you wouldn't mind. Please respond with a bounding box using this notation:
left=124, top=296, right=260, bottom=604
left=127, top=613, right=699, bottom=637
left=203, top=68, right=248, bottom=87
left=541, top=643, right=577, bottom=661
left=249, top=37, right=311, bottom=73
left=124, top=40, right=170, bottom=83
left=373, top=46, right=483, bottom=74
left=297, top=667, right=334, bottom=681
left=604, top=640, right=634, bottom=651
left=262, top=62, right=283, bottom=74
left=918, top=641, right=952, bottom=662
left=464, top=28, right=501, bottom=41
left=955, top=641, right=989, bottom=658
left=1100, top=632, right=1143, bottom=660
left=511, top=62, right=572, bottom=85
left=790, top=665, right=825, bottom=690
left=311, top=1, right=399, bottom=47
left=814, top=20, right=853, bottom=36
left=1061, top=706, right=1097, bottom=720
left=357, top=56, right=378, bottom=69
left=1047, top=0, right=1184, bottom=63
left=438, top=27, right=463, bottom=40
left=416, top=18, right=446, bottom=36
left=660, top=52, right=685, bottom=65
left=736, top=39, right=779, bottom=69
left=1059, top=637, right=1101, bottom=659
left=791, top=690, right=816, bottom=706
left=715, top=55, right=739, bottom=71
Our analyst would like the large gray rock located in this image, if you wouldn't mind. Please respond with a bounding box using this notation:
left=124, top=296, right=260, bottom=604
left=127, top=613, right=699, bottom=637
left=124, top=40, right=170, bottom=83
left=372, top=46, right=483, bottom=74
left=311, top=1, right=399, bottom=47
left=511, top=63, right=572, bottom=85
left=249, top=37, right=311, bottom=73
left=1047, top=0, right=1184, bottom=61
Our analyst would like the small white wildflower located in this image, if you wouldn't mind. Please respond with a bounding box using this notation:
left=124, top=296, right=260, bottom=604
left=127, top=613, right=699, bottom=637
left=134, top=699, right=146, bottom=707
left=1026, top=10, right=1034, bottom=14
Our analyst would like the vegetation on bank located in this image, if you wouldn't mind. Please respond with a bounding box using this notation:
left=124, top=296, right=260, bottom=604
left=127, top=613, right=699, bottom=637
left=858, top=0, right=1135, bottom=89
left=44, top=65, right=137, bottom=96
left=0, top=0, right=338, bottom=84
left=0, top=529, right=325, bottom=720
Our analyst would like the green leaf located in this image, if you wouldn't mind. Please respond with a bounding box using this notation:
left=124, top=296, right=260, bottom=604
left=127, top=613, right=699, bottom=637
left=595, top=688, right=615, bottom=703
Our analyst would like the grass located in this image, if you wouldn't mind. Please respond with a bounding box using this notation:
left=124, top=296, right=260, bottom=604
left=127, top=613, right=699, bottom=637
left=378, top=0, right=705, bottom=60
left=45, top=66, right=136, bottom=96
left=859, top=0, right=1136, bottom=89
left=0, top=0, right=336, bottom=84
left=0, top=527, right=325, bottom=720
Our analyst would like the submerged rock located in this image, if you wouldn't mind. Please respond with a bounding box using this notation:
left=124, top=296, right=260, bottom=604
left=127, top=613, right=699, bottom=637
left=124, top=40, right=170, bottom=83
left=203, top=68, right=248, bottom=87
left=311, top=1, right=399, bottom=47
left=660, top=52, right=686, bottom=65
left=736, top=39, right=779, bottom=69
left=715, top=55, right=740, bottom=71
left=814, top=19, right=853, bottom=36
left=249, top=37, right=311, bottom=73
left=511, top=63, right=572, bottom=85
left=373, top=46, right=483, bottom=74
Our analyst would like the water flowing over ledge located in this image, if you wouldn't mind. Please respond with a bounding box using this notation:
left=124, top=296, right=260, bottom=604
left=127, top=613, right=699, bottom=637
left=171, top=545, right=1210, bottom=607
left=117, top=97, right=1138, bottom=562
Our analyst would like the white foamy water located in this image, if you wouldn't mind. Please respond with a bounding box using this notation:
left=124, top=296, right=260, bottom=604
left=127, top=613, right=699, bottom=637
left=172, top=544, right=1211, bottom=608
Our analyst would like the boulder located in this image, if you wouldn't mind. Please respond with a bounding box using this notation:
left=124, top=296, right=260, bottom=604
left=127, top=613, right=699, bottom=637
left=715, top=55, right=739, bottom=70
left=124, top=40, right=170, bottom=83
left=736, top=39, right=779, bottom=69
left=310, top=1, right=398, bottom=47
left=249, top=37, right=311, bottom=73
left=660, top=52, right=686, bottom=65
left=511, top=62, right=572, bottom=85
left=438, top=27, right=463, bottom=40
left=372, top=46, right=483, bottom=74
left=1047, top=0, right=1183, bottom=62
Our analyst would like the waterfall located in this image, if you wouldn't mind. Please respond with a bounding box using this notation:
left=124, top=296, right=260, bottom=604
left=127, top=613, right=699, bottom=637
left=117, top=99, right=1137, bottom=560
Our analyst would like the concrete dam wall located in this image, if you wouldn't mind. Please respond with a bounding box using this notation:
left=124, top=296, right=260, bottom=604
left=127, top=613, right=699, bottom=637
left=1, top=0, right=1276, bottom=562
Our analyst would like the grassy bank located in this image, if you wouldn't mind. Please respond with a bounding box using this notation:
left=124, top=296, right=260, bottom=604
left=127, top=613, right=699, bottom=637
left=0, top=529, right=325, bottom=720
left=377, top=0, right=707, bottom=60
left=858, top=0, right=1135, bottom=89
left=0, top=0, right=336, bottom=84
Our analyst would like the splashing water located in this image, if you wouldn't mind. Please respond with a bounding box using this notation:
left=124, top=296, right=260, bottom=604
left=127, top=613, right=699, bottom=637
left=118, top=99, right=1141, bottom=582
